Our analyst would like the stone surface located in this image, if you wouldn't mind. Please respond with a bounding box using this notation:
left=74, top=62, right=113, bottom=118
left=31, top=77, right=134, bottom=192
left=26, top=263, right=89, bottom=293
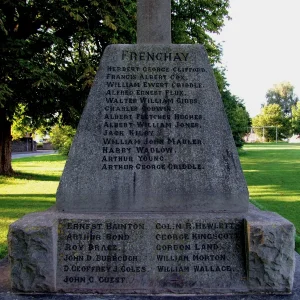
left=8, top=212, right=57, bottom=292
left=56, top=44, right=249, bottom=214
left=57, top=216, right=246, bottom=294
left=0, top=257, right=10, bottom=293
left=137, top=0, right=171, bottom=44
left=246, top=207, right=295, bottom=293
left=2, top=252, right=300, bottom=299
left=7, top=205, right=295, bottom=294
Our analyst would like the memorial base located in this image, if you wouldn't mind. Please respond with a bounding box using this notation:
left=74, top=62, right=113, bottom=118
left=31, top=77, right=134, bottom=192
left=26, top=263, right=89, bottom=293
left=8, top=205, right=295, bottom=295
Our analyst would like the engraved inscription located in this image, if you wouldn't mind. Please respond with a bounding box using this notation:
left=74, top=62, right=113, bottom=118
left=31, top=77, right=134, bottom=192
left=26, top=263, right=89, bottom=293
left=57, top=219, right=147, bottom=290
left=57, top=218, right=246, bottom=292
left=99, top=50, right=209, bottom=171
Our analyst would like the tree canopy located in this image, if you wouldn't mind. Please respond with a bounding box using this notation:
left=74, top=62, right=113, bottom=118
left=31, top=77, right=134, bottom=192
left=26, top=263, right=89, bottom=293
left=1, top=0, right=235, bottom=174
left=291, top=102, right=300, bottom=134
left=1, top=0, right=137, bottom=174
left=265, top=82, right=299, bottom=117
left=252, top=104, right=288, bottom=142
left=222, top=91, right=251, bottom=147
left=172, top=0, right=230, bottom=64
left=0, top=0, right=137, bottom=126
left=252, top=82, right=300, bottom=142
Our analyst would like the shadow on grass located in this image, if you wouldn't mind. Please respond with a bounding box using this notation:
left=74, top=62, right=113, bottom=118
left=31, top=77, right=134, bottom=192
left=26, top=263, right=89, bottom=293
left=11, top=172, right=61, bottom=182
left=0, top=194, right=56, bottom=219
left=0, top=242, right=8, bottom=259
left=12, top=154, right=67, bottom=163
left=0, top=178, right=10, bottom=185
left=242, top=163, right=300, bottom=187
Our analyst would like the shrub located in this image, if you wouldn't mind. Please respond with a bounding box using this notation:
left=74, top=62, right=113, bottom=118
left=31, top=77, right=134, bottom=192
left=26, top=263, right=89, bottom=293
left=50, top=125, right=76, bottom=155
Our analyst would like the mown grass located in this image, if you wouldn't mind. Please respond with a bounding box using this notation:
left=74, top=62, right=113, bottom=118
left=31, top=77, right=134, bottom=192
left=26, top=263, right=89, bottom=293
left=0, top=154, right=66, bottom=259
left=239, top=143, right=300, bottom=251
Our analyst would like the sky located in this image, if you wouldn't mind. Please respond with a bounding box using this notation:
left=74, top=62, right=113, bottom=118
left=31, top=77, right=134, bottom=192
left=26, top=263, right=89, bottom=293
left=213, top=0, right=300, bottom=117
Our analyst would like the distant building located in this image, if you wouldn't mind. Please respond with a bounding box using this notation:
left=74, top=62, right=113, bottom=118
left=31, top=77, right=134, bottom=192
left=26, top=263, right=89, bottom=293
left=12, top=137, right=37, bottom=152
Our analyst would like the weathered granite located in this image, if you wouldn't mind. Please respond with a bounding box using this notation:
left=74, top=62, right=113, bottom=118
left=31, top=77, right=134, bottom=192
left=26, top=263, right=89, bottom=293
left=246, top=207, right=295, bottom=293
left=8, top=213, right=57, bottom=292
left=3, top=252, right=300, bottom=299
left=56, top=44, right=249, bottom=214
left=137, top=0, right=171, bottom=44
left=8, top=206, right=295, bottom=294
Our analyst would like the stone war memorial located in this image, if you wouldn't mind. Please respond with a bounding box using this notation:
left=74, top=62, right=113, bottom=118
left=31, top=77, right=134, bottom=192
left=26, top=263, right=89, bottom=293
left=8, top=0, right=296, bottom=296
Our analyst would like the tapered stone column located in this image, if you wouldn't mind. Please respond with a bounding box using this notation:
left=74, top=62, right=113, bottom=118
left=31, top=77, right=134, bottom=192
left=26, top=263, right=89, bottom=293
left=137, top=0, right=171, bottom=44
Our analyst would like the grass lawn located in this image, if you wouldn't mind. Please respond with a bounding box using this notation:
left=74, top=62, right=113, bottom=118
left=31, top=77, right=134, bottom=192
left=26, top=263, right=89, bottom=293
left=0, top=143, right=299, bottom=259
left=239, top=143, right=300, bottom=251
left=0, top=154, right=66, bottom=259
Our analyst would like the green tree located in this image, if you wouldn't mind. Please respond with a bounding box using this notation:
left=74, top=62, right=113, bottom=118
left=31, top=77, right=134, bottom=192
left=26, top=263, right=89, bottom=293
left=172, top=0, right=230, bottom=64
left=11, top=103, right=52, bottom=141
left=213, top=66, right=251, bottom=148
left=252, top=104, right=288, bottom=142
left=11, top=104, right=34, bottom=140
left=0, top=0, right=137, bottom=175
left=222, top=90, right=251, bottom=148
left=266, top=82, right=299, bottom=117
left=50, top=124, right=76, bottom=156
left=291, top=102, right=300, bottom=134
left=0, top=0, right=231, bottom=175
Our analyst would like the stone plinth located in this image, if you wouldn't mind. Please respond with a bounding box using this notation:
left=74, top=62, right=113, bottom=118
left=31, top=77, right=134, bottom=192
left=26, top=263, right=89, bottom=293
left=8, top=206, right=295, bottom=294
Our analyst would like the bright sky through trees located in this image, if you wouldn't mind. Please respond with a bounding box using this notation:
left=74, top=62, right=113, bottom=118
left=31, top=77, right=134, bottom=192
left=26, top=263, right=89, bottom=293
left=214, top=0, right=300, bottom=117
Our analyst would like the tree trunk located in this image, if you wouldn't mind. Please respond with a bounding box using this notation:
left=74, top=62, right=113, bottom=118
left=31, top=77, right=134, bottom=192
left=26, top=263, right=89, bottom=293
left=0, top=108, right=14, bottom=175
